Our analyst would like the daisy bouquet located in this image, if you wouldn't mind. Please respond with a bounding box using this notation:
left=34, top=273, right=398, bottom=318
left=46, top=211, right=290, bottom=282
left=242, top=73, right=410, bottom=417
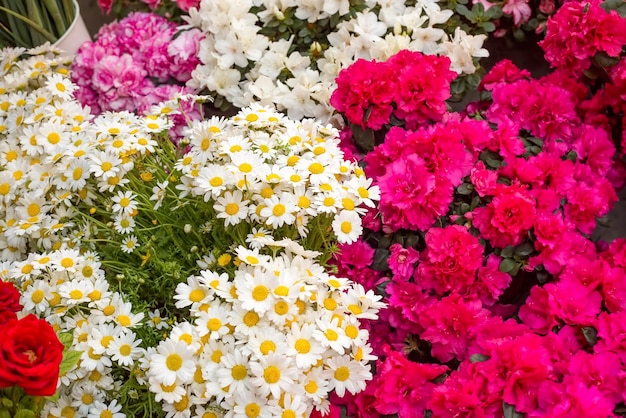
left=0, top=44, right=382, bottom=417
left=186, top=0, right=489, bottom=121
left=71, top=11, right=204, bottom=137
left=326, top=10, right=626, bottom=414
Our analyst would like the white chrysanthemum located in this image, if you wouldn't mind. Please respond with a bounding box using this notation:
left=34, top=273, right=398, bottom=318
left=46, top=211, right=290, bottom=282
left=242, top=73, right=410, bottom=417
left=285, top=322, right=326, bottom=369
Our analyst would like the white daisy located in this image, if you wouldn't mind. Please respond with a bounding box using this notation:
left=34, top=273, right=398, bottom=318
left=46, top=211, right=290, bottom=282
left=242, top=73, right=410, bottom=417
left=149, top=339, right=197, bottom=386
left=324, top=354, right=372, bottom=397
left=213, top=190, right=249, bottom=227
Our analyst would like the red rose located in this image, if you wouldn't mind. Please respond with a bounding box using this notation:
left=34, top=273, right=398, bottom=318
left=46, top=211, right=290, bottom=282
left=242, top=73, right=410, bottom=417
left=0, top=280, right=22, bottom=315
left=0, top=314, right=64, bottom=396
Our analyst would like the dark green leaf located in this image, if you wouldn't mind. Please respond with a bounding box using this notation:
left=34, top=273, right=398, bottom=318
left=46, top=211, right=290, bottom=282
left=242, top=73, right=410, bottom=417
left=514, top=242, right=534, bottom=257
left=481, top=21, right=496, bottom=32
left=457, top=183, right=474, bottom=195
left=499, top=258, right=517, bottom=273
left=371, top=248, right=390, bottom=271
left=500, top=245, right=515, bottom=258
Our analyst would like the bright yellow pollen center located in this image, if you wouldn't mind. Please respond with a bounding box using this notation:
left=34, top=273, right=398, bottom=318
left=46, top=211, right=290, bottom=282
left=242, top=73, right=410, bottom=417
left=243, top=311, right=259, bottom=326
left=325, top=329, right=338, bottom=341
left=263, top=365, right=280, bottom=384
left=260, top=341, right=276, bottom=355
left=239, top=163, right=253, bottom=173
left=31, top=289, right=44, bottom=303
left=69, top=289, right=83, bottom=300
left=210, top=177, right=223, bottom=187
left=295, top=339, right=310, bottom=354
left=309, top=162, right=324, bottom=174
left=341, top=222, right=352, bottom=234
left=119, top=344, right=132, bottom=356
left=225, top=203, right=239, bottom=215
left=334, top=366, right=350, bottom=381
left=231, top=365, right=247, bottom=380
left=207, top=318, right=222, bottom=332
left=166, top=353, right=183, bottom=371
left=324, top=298, right=337, bottom=311
left=252, top=285, right=269, bottom=301
left=117, top=315, right=131, bottom=327
left=305, top=380, right=318, bottom=393
left=274, top=301, right=289, bottom=315
left=189, top=289, right=205, bottom=303
left=272, top=204, right=286, bottom=217
left=101, top=336, right=113, bottom=348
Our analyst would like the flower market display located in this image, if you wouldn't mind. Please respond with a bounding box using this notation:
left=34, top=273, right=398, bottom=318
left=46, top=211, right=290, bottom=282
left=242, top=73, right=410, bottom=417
left=186, top=0, right=488, bottom=120
left=1, top=0, right=626, bottom=417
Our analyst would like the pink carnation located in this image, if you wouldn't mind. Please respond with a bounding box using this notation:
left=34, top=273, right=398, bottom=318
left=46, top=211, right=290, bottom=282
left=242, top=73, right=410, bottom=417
left=470, top=160, right=497, bottom=197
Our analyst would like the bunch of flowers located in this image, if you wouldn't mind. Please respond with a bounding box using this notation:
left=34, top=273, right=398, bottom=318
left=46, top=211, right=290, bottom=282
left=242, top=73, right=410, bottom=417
left=145, top=238, right=383, bottom=416
left=186, top=0, right=489, bottom=121
left=97, top=0, right=200, bottom=20
left=72, top=11, right=204, bottom=133
left=325, top=7, right=626, bottom=413
left=0, top=44, right=381, bottom=417
left=0, top=279, right=78, bottom=418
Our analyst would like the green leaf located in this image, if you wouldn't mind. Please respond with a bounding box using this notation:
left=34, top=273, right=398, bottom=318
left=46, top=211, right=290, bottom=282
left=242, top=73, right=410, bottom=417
left=481, top=21, right=496, bottom=32
left=500, top=245, right=515, bottom=259
left=499, top=258, right=517, bottom=273
left=470, top=353, right=490, bottom=363
left=58, top=332, right=73, bottom=348
left=514, top=242, right=534, bottom=257
left=59, top=349, right=82, bottom=375
left=14, top=410, right=35, bottom=418
left=456, top=183, right=474, bottom=195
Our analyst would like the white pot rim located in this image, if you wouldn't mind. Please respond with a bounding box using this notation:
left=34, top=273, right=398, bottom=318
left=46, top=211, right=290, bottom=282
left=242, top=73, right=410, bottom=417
left=53, top=0, right=81, bottom=46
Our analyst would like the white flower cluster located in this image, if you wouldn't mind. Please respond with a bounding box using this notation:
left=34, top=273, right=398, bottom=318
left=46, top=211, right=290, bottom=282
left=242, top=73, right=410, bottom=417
left=174, top=103, right=379, bottom=244
left=187, top=0, right=488, bottom=120
left=145, top=238, right=384, bottom=417
left=4, top=249, right=154, bottom=418
left=0, top=45, right=166, bottom=262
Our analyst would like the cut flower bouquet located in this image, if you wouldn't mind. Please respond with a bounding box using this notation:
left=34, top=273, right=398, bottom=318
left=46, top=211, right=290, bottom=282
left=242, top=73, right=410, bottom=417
left=0, top=44, right=383, bottom=417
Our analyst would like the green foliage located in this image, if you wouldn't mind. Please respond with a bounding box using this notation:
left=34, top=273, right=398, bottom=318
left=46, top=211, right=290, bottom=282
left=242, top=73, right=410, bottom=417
left=0, top=0, right=75, bottom=48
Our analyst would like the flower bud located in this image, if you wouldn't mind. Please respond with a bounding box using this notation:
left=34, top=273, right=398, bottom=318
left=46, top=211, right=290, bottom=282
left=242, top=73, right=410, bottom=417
left=184, top=224, right=192, bottom=233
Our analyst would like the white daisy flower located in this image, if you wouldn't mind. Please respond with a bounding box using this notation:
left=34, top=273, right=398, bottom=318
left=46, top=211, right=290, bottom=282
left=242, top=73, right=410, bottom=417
left=249, top=352, right=297, bottom=399
left=149, top=339, right=197, bottom=386
left=120, top=235, right=138, bottom=254
left=111, top=190, right=138, bottom=216
left=332, top=210, right=363, bottom=244
left=213, top=190, right=249, bottom=227
left=87, top=399, right=125, bottom=418
left=285, top=322, right=326, bottom=369
left=324, top=354, right=372, bottom=397
left=107, top=330, right=143, bottom=367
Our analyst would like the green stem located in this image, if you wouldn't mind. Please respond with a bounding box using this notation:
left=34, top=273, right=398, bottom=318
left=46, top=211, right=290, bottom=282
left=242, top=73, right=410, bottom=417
left=0, top=5, right=57, bottom=42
